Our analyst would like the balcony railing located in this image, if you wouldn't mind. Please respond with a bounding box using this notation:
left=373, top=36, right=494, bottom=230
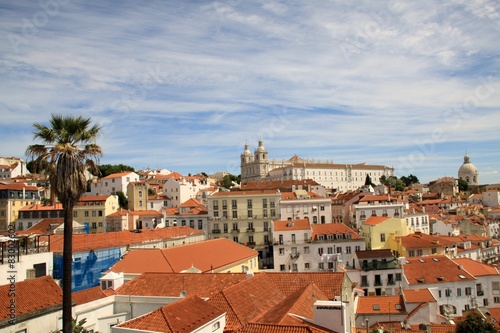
left=231, top=229, right=240, bottom=233
left=290, top=253, right=300, bottom=259
left=212, top=229, right=221, bottom=233
left=246, top=228, right=255, bottom=233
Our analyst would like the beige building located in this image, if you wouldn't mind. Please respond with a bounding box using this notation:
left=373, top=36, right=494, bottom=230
left=127, top=181, right=149, bottom=211
left=0, top=181, right=40, bottom=232
left=73, top=195, right=120, bottom=233
left=207, top=189, right=281, bottom=267
left=240, top=140, right=394, bottom=192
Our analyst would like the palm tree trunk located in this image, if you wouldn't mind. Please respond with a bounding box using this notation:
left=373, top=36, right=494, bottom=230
left=62, top=204, right=74, bottom=333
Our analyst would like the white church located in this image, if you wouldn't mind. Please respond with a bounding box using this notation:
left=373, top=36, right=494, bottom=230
left=240, top=140, right=394, bottom=192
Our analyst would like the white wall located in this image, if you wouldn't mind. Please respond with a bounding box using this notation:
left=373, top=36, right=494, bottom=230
left=0, top=252, right=53, bottom=282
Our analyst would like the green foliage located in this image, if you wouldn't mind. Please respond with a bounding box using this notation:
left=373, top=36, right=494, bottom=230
left=148, top=188, right=156, bottom=196
left=400, top=174, right=419, bottom=187
left=455, top=314, right=497, bottom=333
left=98, top=164, right=135, bottom=177
left=51, top=317, right=96, bottom=333
left=220, top=174, right=241, bottom=188
left=116, top=191, right=128, bottom=209
left=458, top=178, right=469, bottom=192
left=364, top=174, right=375, bottom=187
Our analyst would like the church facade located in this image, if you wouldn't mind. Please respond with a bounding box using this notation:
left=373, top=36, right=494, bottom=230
left=240, top=140, right=394, bottom=192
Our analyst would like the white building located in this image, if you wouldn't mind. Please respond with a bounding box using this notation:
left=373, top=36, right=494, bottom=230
left=279, top=189, right=332, bottom=224
left=272, top=218, right=365, bottom=272
left=352, top=195, right=405, bottom=229
left=483, top=190, right=500, bottom=208
left=401, top=255, right=479, bottom=316
left=0, top=157, right=27, bottom=180
left=345, top=249, right=403, bottom=297
left=240, top=140, right=394, bottom=191
left=162, top=176, right=211, bottom=208
left=87, top=171, right=140, bottom=196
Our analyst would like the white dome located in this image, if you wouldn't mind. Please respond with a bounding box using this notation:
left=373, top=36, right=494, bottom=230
left=458, top=154, right=479, bottom=185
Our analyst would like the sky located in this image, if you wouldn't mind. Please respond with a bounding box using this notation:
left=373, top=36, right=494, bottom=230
left=1, top=0, right=499, bottom=185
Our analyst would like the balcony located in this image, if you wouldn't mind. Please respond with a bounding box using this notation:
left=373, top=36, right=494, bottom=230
left=246, top=228, right=255, bottom=233
left=290, top=253, right=300, bottom=259
left=231, top=229, right=240, bottom=233
left=212, top=229, right=221, bottom=233
left=477, top=290, right=484, bottom=296
left=247, top=241, right=256, bottom=247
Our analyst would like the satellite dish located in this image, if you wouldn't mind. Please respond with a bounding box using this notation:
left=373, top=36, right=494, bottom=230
left=180, top=290, right=187, bottom=298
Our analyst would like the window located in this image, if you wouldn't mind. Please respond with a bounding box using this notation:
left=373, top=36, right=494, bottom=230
left=213, top=200, right=219, bottom=210
left=465, top=287, right=472, bottom=296
left=212, top=321, right=220, bottom=332
left=232, top=200, right=237, bottom=209
left=139, top=190, right=143, bottom=197
left=395, top=273, right=401, bottom=281
left=493, top=281, right=500, bottom=294
left=327, top=247, right=333, bottom=254
left=222, top=200, right=227, bottom=210
left=232, top=211, right=238, bottom=219
left=263, top=221, right=269, bottom=231
left=84, top=211, right=89, bottom=217
left=355, top=245, right=361, bottom=252
left=92, top=211, right=96, bottom=217
left=318, top=247, right=324, bottom=255
left=262, top=198, right=267, bottom=208
left=318, top=263, right=324, bottom=270
left=304, top=246, right=309, bottom=254
left=346, top=246, right=351, bottom=254
left=247, top=210, right=253, bottom=218
left=417, top=249, right=423, bottom=256
left=279, top=248, right=285, bottom=256
left=361, top=275, right=368, bottom=287
left=305, top=263, right=310, bottom=270
left=232, top=223, right=238, bottom=231
left=247, top=199, right=252, bottom=208
left=408, top=250, right=415, bottom=257
left=445, top=289, right=452, bottom=297
left=233, top=236, right=238, bottom=242
left=494, top=297, right=500, bottom=303
left=457, top=288, right=462, bottom=296
left=280, top=264, right=286, bottom=271
left=380, top=233, right=386, bottom=242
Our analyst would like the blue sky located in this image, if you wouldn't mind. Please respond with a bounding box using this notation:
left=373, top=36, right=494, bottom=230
left=1, top=0, right=499, bottom=184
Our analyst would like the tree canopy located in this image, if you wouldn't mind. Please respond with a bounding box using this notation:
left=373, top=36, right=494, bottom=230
left=455, top=314, right=497, bottom=333
left=98, top=164, right=135, bottom=177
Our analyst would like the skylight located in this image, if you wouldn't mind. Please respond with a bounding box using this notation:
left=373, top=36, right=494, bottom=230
left=458, top=274, right=466, bottom=279
left=373, top=304, right=380, bottom=310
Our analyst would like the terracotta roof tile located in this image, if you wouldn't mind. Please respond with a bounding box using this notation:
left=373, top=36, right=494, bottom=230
left=311, top=223, right=364, bottom=240
left=0, top=276, right=62, bottom=321
left=402, top=289, right=436, bottom=303
left=109, top=238, right=258, bottom=274
left=115, top=272, right=247, bottom=298
left=356, top=295, right=405, bottom=315
left=453, top=257, right=500, bottom=276
left=236, top=323, right=334, bottom=333
left=117, top=295, right=224, bottom=333
left=72, top=286, right=111, bottom=305
left=363, top=216, right=391, bottom=226
left=274, top=219, right=310, bottom=231
left=102, top=171, right=135, bottom=179
left=403, top=255, right=475, bottom=285
left=49, top=226, right=203, bottom=252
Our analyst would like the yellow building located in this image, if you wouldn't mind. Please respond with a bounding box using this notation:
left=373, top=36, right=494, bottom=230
left=362, top=216, right=411, bottom=250
left=73, top=195, right=120, bottom=233
left=207, top=189, right=281, bottom=267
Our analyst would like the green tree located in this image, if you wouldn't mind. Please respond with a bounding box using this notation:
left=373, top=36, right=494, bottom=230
left=364, top=174, right=375, bottom=187
left=458, top=178, right=469, bottom=192
left=98, top=164, right=134, bottom=177
left=455, top=314, right=497, bottom=333
left=400, top=174, right=419, bottom=187
left=116, top=191, right=128, bottom=209
left=26, top=114, right=102, bottom=333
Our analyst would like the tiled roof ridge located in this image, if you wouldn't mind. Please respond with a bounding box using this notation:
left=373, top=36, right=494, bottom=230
left=405, top=302, right=428, bottom=320
left=159, top=247, right=174, bottom=272
left=215, top=290, right=245, bottom=329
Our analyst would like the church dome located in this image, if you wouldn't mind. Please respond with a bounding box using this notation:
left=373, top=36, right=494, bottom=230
left=458, top=154, right=479, bottom=185
left=243, top=144, right=252, bottom=156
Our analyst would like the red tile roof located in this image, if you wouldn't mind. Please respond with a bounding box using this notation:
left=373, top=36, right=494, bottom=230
left=180, top=198, right=205, bottom=207
left=102, top=171, right=135, bottom=179
left=109, top=238, right=258, bottom=274
left=402, top=289, right=436, bottom=303
left=356, top=295, right=405, bottom=315
left=274, top=219, right=311, bottom=231
left=453, top=257, right=500, bottom=276
left=49, top=226, right=204, bottom=252
left=403, top=255, right=475, bottom=285
left=20, top=202, right=63, bottom=211
left=311, top=223, right=364, bottom=240
left=363, top=216, right=391, bottom=226
left=116, top=295, right=224, bottom=333
left=72, top=286, right=111, bottom=305
left=115, top=272, right=248, bottom=298
left=0, top=276, right=62, bottom=321
left=236, top=323, right=334, bottom=333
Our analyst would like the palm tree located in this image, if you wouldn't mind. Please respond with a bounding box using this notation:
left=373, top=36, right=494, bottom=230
left=26, top=114, right=102, bottom=333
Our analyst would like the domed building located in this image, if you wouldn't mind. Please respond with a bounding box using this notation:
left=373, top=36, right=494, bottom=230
left=458, top=154, right=479, bottom=186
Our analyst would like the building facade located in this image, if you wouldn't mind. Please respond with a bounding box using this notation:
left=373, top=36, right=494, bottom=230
left=240, top=140, right=394, bottom=191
